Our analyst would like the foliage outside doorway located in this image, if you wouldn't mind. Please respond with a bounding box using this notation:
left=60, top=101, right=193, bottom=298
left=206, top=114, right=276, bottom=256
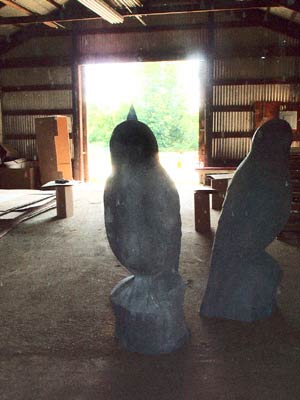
left=84, top=60, right=202, bottom=185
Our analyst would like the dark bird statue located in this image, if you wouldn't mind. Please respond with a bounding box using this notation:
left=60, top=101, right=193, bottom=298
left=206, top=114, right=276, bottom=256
left=200, top=118, right=293, bottom=322
left=104, top=107, right=181, bottom=276
left=103, top=107, right=189, bottom=354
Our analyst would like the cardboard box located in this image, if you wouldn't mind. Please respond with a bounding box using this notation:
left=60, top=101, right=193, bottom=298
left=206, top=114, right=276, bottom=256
left=0, top=164, right=40, bottom=189
left=35, top=116, right=73, bottom=184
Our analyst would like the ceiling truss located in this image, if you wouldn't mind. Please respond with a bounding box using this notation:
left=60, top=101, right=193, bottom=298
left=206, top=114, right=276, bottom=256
left=0, top=0, right=299, bottom=55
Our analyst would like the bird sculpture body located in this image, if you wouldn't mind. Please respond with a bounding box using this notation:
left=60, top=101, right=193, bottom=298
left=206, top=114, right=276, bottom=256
left=104, top=108, right=181, bottom=276
left=200, top=118, right=293, bottom=322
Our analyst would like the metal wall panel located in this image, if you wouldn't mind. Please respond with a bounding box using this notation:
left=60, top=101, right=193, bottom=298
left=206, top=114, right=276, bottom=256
left=2, top=90, right=72, bottom=111
left=214, top=57, right=300, bottom=80
left=0, top=66, right=72, bottom=86
left=212, top=37, right=300, bottom=163
left=212, top=137, right=252, bottom=159
left=142, top=13, right=208, bottom=26
left=213, top=84, right=300, bottom=105
left=4, top=115, right=49, bottom=135
left=211, top=79, right=300, bottom=161
left=0, top=64, right=73, bottom=160
left=214, top=13, right=241, bottom=23
left=3, top=114, right=73, bottom=135
left=215, top=27, right=299, bottom=50
left=78, top=28, right=208, bottom=59
left=3, top=114, right=73, bottom=160
left=3, top=114, right=49, bottom=160
left=3, top=37, right=71, bottom=59
left=3, top=138, right=36, bottom=160
left=213, top=111, right=253, bottom=132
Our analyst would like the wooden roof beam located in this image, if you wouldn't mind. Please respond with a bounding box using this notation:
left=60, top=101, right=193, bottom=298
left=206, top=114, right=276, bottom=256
left=276, top=0, right=299, bottom=13
left=0, top=0, right=280, bottom=25
left=259, top=9, right=300, bottom=40
left=129, top=0, right=280, bottom=17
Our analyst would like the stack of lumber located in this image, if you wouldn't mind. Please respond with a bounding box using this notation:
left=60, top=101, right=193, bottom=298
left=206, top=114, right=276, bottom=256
left=0, top=190, right=56, bottom=239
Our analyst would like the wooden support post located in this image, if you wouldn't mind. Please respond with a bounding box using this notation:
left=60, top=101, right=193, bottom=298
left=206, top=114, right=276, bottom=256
left=56, top=185, right=74, bottom=218
left=203, top=12, right=214, bottom=167
left=78, top=66, right=89, bottom=182
left=71, top=30, right=84, bottom=181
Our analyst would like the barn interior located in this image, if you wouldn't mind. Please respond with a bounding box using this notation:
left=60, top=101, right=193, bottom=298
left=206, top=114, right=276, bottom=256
left=0, top=1, right=300, bottom=399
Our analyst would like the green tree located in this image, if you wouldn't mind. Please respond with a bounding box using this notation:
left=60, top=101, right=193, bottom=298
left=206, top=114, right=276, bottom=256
left=87, top=62, right=199, bottom=151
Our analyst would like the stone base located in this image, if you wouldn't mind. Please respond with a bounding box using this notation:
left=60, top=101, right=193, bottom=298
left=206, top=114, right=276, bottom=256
left=111, top=273, right=190, bottom=355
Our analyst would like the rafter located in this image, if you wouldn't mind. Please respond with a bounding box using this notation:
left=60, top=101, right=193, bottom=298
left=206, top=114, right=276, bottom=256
left=276, top=0, right=300, bottom=13
left=0, top=1, right=299, bottom=56
left=127, top=0, right=280, bottom=17
left=259, top=9, right=300, bottom=40
left=0, top=0, right=281, bottom=25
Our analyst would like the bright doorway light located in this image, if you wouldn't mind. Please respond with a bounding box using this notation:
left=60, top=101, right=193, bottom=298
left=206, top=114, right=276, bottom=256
left=84, top=59, right=203, bottom=185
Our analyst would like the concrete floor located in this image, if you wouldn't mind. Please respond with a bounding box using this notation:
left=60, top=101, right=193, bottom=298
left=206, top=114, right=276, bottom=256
left=0, top=183, right=300, bottom=400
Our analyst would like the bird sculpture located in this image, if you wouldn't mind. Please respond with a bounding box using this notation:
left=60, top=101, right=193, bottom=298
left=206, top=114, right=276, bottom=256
left=200, top=118, right=293, bottom=322
left=104, top=107, right=189, bottom=353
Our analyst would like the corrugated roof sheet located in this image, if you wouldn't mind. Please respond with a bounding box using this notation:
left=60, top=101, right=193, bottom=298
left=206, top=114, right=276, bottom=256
left=0, top=0, right=69, bottom=17
left=0, top=0, right=70, bottom=37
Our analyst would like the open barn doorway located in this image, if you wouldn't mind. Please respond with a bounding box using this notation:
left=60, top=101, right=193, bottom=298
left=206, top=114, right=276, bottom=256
left=83, top=59, right=203, bottom=186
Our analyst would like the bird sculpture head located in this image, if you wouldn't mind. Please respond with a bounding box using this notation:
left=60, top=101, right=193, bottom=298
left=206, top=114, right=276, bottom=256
left=109, top=106, right=158, bottom=169
left=251, top=118, right=292, bottom=163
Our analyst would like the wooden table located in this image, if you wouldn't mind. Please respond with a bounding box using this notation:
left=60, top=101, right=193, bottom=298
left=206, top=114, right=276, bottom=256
left=42, top=180, right=74, bottom=218
left=194, top=186, right=217, bottom=233
left=206, top=173, right=235, bottom=211
left=195, top=166, right=236, bottom=184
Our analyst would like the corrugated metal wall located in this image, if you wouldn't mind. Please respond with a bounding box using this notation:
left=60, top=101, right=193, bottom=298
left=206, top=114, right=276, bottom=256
left=213, top=111, right=253, bottom=132
left=212, top=24, right=300, bottom=163
left=0, top=21, right=299, bottom=164
left=213, top=84, right=300, bottom=105
left=0, top=66, right=72, bottom=159
left=214, top=57, right=300, bottom=80
left=215, top=26, right=299, bottom=50
left=2, top=90, right=72, bottom=110
left=2, top=37, right=71, bottom=59
left=212, top=137, right=252, bottom=160
left=77, top=28, right=209, bottom=61
left=211, top=80, right=300, bottom=159
left=0, top=66, right=72, bottom=86
left=212, top=81, right=300, bottom=162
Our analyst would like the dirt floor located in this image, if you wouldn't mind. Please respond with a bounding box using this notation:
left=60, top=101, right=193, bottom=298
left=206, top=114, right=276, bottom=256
left=0, top=183, right=300, bottom=400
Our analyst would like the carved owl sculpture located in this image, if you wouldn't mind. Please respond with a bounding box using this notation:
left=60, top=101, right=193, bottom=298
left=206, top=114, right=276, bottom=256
left=200, top=118, right=293, bottom=322
left=104, top=107, right=182, bottom=276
